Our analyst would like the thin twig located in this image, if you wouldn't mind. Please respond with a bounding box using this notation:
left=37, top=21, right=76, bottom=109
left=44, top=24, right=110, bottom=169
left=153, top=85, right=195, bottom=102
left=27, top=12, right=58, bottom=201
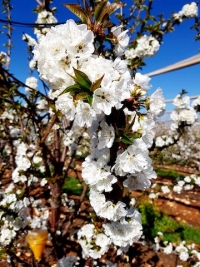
left=41, top=114, right=57, bottom=143
left=36, top=0, right=44, bottom=7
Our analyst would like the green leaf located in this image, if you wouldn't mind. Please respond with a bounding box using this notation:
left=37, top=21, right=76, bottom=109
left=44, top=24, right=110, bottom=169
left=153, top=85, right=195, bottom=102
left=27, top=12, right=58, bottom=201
left=120, top=133, right=138, bottom=145
left=120, top=136, right=133, bottom=145
left=128, top=134, right=138, bottom=140
left=90, top=75, right=104, bottom=92
left=63, top=4, right=87, bottom=23
left=87, top=95, right=93, bottom=106
left=59, top=84, right=84, bottom=96
left=73, top=68, right=92, bottom=90
left=94, top=0, right=108, bottom=21
left=66, top=72, right=79, bottom=84
left=97, top=2, right=123, bottom=25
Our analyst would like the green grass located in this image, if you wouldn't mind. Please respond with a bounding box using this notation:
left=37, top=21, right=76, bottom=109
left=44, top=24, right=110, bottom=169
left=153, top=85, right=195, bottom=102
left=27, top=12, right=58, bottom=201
left=0, top=249, right=6, bottom=259
left=154, top=168, right=185, bottom=179
left=63, top=176, right=84, bottom=195
left=63, top=176, right=89, bottom=197
left=139, top=202, right=200, bottom=244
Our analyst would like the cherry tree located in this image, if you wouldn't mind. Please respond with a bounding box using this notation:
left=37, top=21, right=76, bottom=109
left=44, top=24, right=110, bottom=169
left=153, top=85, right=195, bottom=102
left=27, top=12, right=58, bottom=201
left=0, top=0, right=200, bottom=266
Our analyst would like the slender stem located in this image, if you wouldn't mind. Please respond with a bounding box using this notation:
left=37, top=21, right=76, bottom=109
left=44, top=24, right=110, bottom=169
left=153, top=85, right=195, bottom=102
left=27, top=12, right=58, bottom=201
left=36, top=0, right=44, bottom=7
left=54, top=129, right=60, bottom=165
left=41, top=114, right=57, bottom=143
left=4, top=0, right=12, bottom=70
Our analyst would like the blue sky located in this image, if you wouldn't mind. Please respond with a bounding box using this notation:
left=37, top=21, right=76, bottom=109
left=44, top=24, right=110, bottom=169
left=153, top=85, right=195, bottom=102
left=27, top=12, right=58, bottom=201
left=0, top=0, right=199, bottom=109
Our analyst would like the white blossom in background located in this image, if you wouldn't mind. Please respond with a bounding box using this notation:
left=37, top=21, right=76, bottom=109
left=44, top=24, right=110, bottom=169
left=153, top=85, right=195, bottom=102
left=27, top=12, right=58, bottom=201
left=35, top=10, right=58, bottom=38
left=0, top=229, right=17, bottom=246
left=179, top=2, right=198, bottom=18
left=180, top=107, right=198, bottom=124
left=176, top=242, right=189, bottom=261
left=163, top=242, right=173, bottom=254
left=154, top=234, right=200, bottom=265
left=155, top=136, right=165, bottom=147
left=40, top=178, right=48, bottom=186
left=155, top=135, right=173, bottom=147
left=36, top=10, right=58, bottom=24
left=192, top=96, right=200, bottom=110
left=161, top=185, right=170, bottom=194
left=173, top=12, right=183, bottom=22
left=14, top=142, right=30, bottom=172
left=22, top=33, right=37, bottom=46
left=0, top=51, right=10, bottom=66
left=173, top=184, right=183, bottom=194
left=149, top=88, right=166, bottom=117
left=172, top=174, right=200, bottom=194
left=173, top=2, right=198, bottom=21
left=171, top=94, right=198, bottom=127
left=0, top=109, right=15, bottom=121
left=25, top=77, right=38, bottom=93
left=0, top=190, right=28, bottom=246
left=125, top=35, right=160, bottom=60
left=173, top=94, right=190, bottom=109
left=36, top=98, right=48, bottom=111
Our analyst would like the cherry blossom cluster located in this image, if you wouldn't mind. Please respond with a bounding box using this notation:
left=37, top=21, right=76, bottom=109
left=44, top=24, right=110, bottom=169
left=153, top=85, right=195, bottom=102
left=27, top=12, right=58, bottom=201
left=154, top=233, right=200, bottom=266
left=0, top=189, right=27, bottom=246
left=34, top=9, right=58, bottom=39
left=171, top=94, right=198, bottom=131
left=0, top=137, right=49, bottom=245
left=30, top=17, right=167, bottom=258
left=152, top=93, right=199, bottom=169
left=125, top=35, right=160, bottom=61
left=174, top=2, right=198, bottom=21
left=155, top=135, right=174, bottom=148
left=25, top=77, right=38, bottom=94
left=153, top=122, right=200, bottom=170
left=155, top=94, right=199, bottom=149
left=0, top=51, right=10, bottom=66
left=173, top=125, right=200, bottom=169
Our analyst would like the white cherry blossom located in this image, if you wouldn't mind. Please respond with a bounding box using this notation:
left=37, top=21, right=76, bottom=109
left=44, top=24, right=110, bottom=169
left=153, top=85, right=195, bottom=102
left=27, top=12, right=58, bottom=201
left=98, top=120, right=115, bottom=149
left=111, top=25, right=129, bottom=56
